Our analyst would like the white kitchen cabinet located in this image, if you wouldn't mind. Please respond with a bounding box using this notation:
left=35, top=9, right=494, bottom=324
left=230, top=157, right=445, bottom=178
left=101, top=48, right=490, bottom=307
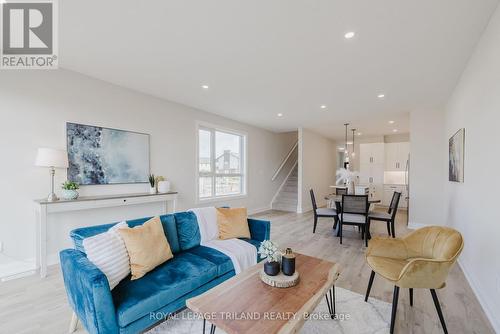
left=385, top=142, right=410, bottom=171
left=383, top=184, right=408, bottom=209
left=359, top=143, right=385, bottom=202
left=360, top=143, right=385, bottom=165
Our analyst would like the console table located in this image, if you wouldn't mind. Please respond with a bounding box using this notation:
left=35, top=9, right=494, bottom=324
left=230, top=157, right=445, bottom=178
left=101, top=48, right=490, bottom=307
left=34, top=191, right=178, bottom=278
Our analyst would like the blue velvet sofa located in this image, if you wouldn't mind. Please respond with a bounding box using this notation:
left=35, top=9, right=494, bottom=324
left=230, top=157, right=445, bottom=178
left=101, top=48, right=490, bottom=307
left=59, top=211, right=270, bottom=334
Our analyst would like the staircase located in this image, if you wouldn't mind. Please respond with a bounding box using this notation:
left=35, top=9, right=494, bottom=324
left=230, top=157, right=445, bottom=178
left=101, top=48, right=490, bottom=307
left=272, top=164, right=298, bottom=212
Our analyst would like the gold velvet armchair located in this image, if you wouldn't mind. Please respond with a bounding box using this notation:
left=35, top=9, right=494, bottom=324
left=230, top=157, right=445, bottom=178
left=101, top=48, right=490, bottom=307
left=364, top=226, right=464, bottom=334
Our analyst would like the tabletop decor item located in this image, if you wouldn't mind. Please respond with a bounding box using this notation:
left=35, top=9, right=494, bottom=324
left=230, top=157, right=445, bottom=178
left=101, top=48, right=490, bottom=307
left=61, top=181, right=80, bottom=200
left=258, top=240, right=281, bottom=276
left=148, top=174, right=157, bottom=194
left=336, top=167, right=358, bottom=194
left=35, top=147, right=69, bottom=202
left=156, top=176, right=171, bottom=193
left=259, top=269, right=300, bottom=288
left=281, top=248, right=296, bottom=276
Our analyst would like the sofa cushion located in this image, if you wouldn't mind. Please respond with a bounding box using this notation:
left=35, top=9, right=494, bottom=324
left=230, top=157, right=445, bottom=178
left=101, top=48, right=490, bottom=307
left=112, top=252, right=217, bottom=327
left=187, top=246, right=234, bottom=276
left=71, top=214, right=180, bottom=254
left=175, top=211, right=201, bottom=251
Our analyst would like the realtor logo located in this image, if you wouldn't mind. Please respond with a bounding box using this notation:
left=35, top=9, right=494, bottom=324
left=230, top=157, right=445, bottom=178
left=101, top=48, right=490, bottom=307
left=1, top=0, right=58, bottom=69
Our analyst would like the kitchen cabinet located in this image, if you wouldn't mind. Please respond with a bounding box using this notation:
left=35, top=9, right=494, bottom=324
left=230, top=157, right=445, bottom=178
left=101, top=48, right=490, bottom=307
left=359, top=143, right=385, bottom=202
left=360, top=143, right=385, bottom=165
left=383, top=184, right=408, bottom=209
left=385, top=142, right=410, bottom=171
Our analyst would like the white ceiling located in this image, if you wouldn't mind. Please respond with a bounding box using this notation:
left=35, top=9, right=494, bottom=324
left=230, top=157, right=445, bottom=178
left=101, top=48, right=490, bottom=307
left=59, top=0, right=498, bottom=140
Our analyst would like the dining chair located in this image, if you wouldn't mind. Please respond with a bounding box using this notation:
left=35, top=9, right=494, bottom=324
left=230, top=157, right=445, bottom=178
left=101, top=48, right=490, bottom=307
left=339, top=195, right=369, bottom=246
left=336, top=187, right=348, bottom=195
left=368, top=191, right=401, bottom=238
left=310, top=189, right=338, bottom=233
left=364, top=226, right=464, bottom=334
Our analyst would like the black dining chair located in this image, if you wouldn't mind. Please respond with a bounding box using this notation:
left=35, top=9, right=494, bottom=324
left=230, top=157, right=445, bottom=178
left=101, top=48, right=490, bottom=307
left=368, top=192, right=401, bottom=238
left=336, top=187, right=348, bottom=195
left=339, top=195, right=370, bottom=246
left=310, top=189, right=338, bottom=233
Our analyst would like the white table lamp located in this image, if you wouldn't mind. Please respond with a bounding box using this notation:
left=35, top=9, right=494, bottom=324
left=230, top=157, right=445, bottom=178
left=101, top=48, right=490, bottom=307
left=35, top=148, right=69, bottom=202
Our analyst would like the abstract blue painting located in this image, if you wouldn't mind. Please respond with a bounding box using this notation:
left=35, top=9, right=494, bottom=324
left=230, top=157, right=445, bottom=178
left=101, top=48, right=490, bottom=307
left=67, top=123, right=150, bottom=185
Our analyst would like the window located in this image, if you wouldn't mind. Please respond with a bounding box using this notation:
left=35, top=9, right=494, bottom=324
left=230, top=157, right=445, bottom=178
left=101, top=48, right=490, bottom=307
left=198, top=125, right=246, bottom=200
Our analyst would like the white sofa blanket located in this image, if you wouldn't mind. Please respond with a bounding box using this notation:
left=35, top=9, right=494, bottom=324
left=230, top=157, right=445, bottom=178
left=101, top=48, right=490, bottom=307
left=189, top=207, right=257, bottom=274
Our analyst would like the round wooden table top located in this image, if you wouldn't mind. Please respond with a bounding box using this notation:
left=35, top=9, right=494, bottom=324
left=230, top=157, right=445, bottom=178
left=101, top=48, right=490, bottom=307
left=325, top=194, right=381, bottom=204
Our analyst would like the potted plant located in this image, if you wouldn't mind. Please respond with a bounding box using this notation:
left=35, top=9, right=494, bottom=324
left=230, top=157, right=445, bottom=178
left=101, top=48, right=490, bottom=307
left=61, top=181, right=80, bottom=200
left=258, top=240, right=281, bottom=276
left=148, top=174, right=157, bottom=194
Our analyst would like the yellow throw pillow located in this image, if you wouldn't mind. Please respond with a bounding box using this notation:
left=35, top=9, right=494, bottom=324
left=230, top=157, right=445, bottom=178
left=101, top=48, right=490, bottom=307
left=118, top=216, right=173, bottom=280
left=217, top=208, right=251, bottom=240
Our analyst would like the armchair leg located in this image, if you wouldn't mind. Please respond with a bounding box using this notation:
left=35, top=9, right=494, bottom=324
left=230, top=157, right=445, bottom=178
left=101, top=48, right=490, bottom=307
left=409, top=288, right=413, bottom=307
left=390, top=286, right=400, bottom=334
left=313, top=216, right=318, bottom=233
left=365, top=270, right=375, bottom=302
left=68, top=312, right=78, bottom=334
left=430, top=289, right=448, bottom=334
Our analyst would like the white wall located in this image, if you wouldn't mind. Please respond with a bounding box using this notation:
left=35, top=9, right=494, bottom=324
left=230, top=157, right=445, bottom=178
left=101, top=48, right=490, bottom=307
left=298, top=128, right=336, bottom=213
left=444, top=4, right=500, bottom=331
left=408, top=109, right=446, bottom=227
left=0, top=70, right=295, bottom=266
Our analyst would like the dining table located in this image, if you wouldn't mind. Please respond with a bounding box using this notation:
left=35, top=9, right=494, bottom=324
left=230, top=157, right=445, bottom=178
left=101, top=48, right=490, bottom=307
left=324, top=194, right=381, bottom=238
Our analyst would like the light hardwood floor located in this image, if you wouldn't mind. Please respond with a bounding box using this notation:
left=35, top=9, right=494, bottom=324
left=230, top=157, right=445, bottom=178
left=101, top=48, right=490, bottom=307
left=0, top=209, right=494, bottom=334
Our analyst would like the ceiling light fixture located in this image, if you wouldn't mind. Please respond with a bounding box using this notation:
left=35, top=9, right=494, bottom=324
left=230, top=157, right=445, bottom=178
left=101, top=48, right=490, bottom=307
left=389, top=120, right=395, bottom=124
left=320, top=105, right=327, bottom=109
left=357, top=132, right=362, bottom=136
left=344, top=31, right=355, bottom=39
left=344, top=123, right=350, bottom=162
left=351, top=129, right=356, bottom=158
left=377, top=94, right=385, bottom=99
left=393, top=129, right=398, bottom=133
left=277, top=113, right=283, bottom=117
left=201, top=85, right=209, bottom=89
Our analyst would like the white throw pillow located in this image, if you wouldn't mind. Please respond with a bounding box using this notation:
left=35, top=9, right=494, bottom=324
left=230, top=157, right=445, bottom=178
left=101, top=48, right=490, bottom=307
left=82, top=222, right=130, bottom=289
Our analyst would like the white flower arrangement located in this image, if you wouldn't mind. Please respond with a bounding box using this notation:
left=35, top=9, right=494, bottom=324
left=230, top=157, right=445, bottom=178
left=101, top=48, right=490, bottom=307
left=336, top=167, right=358, bottom=186
left=258, top=240, right=281, bottom=263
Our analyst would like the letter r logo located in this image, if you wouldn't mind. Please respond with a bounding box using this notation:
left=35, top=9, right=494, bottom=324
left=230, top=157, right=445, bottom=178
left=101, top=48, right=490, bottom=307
left=2, top=2, right=53, bottom=54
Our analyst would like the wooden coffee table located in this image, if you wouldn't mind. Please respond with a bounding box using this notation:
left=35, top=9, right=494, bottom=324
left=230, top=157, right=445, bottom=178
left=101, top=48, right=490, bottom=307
left=186, top=253, right=340, bottom=334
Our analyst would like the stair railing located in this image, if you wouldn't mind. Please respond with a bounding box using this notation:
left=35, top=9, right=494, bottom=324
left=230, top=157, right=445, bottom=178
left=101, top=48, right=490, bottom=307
left=271, top=140, right=298, bottom=181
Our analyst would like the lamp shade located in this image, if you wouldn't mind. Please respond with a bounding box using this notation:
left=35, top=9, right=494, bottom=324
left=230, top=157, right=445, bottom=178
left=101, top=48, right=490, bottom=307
left=35, top=148, right=69, bottom=168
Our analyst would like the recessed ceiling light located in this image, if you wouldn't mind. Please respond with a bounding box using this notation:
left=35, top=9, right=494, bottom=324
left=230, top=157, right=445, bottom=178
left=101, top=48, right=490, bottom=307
left=393, top=129, right=398, bottom=133
left=377, top=94, right=385, bottom=99
left=389, top=120, right=395, bottom=124
left=357, top=132, right=362, bottom=136
left=201, top=84, right=209, bottom=89
left=320, top=105, right=327, bottom=109
left=277, top=113, right=283, bottom=117
left=344, top=31, right=356, bottom=39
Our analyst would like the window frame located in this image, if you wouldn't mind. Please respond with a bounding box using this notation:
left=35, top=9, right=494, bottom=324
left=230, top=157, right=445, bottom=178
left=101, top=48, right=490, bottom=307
left=196, top=122, right=247, bottom=202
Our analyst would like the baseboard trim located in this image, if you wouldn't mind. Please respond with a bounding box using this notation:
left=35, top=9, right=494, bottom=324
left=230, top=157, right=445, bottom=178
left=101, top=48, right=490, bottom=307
left=249, top=206, right=272, bottom=215
left=407, top=222, right=428, bottom=230
left=457, top=259, right=500, bottom=333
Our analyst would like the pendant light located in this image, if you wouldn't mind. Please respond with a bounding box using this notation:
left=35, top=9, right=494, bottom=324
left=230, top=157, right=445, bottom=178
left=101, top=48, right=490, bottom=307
left=344, top=123, right=350, bottom=163
left=351, top=128, right=356, bottom=158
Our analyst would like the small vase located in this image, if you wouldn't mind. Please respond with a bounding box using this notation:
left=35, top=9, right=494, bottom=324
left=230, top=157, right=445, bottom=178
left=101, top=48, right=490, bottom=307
left=157, top=180, right=170, bottom=193
left=61, top=189, right=79, bottom=200
left=264, top=261, right=280, bottom=276
left=281, top=248, right=296, bottom=276
left=149, top=187, right=157, bottom=194
left=347, top=180, right=355, bottom=195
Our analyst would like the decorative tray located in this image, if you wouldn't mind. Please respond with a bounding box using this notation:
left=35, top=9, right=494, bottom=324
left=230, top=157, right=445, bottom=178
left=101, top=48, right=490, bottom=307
left=259, top=269, right=300, bottom=288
